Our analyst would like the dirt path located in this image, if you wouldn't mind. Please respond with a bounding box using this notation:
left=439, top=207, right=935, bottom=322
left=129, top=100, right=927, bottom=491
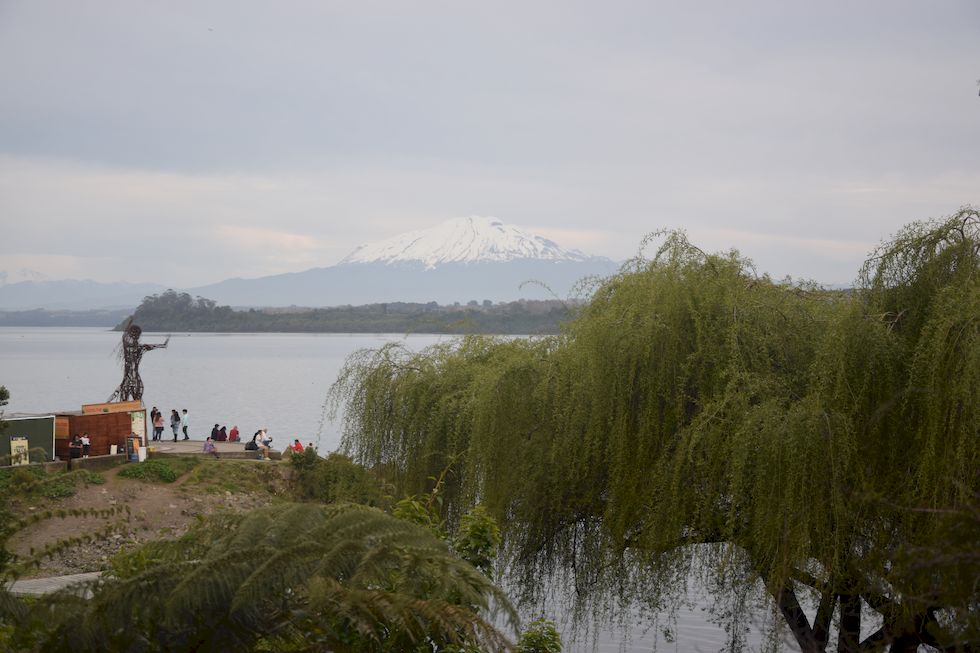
left=7, top=459, right=286, bottom=578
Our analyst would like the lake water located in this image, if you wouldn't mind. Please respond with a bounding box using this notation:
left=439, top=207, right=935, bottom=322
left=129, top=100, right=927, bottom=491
left=0, top=327, right=799, bottom=652
left=0, top=327, right=442, bottom=451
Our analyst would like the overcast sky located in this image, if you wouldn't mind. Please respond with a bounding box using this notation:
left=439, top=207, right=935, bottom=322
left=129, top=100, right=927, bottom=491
left=1, top=1, right=978, bottom=287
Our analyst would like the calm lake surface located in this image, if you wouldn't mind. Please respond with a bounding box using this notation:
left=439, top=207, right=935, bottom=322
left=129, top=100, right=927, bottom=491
left=0, top=327, right=436, bottom=450
left=0, top=327, right=798, bottom=652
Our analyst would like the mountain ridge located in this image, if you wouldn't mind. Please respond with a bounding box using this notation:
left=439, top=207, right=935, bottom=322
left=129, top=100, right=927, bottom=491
left=0, top=217, right=618, bottom=309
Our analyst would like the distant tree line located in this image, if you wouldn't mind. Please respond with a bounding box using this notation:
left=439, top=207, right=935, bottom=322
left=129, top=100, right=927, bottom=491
left=117, top=290, right=575, bottom=335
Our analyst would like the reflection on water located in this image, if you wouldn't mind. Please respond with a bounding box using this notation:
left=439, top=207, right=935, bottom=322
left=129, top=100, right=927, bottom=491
left=0, top=327, right=802, bottom=652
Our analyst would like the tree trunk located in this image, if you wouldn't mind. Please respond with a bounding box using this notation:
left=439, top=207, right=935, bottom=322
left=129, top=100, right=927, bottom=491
left=773, top=582, right=823, bottom=653
left=837, top=593, right=861, bottom=653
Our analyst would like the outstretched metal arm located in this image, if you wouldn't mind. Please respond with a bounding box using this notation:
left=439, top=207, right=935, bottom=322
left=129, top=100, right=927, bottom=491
left=141, top=336, right=170, bottom=352
left=110, top=326, right=170, bottom=402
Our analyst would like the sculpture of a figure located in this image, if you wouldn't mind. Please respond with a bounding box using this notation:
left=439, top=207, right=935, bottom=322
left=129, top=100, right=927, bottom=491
left=109, top=320, right=169, bottom=402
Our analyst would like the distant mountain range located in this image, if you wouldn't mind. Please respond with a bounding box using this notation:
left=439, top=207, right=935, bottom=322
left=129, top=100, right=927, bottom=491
left=0, top=217, right=619, bottom=310
left=0, top=280, right=168, bottom=310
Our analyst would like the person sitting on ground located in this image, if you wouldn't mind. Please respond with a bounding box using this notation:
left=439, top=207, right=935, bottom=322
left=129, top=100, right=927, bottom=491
left=203, top=437, right=220, bottom=459
left=291, top=439, right=304, bottom=453
left=217, top=426, right=228, bottom=442
left=228, top=425, right=239, bottom=442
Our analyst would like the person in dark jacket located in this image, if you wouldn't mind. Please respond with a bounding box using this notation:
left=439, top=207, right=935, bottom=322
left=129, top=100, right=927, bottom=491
left=210, top=424, right=220, bottom=441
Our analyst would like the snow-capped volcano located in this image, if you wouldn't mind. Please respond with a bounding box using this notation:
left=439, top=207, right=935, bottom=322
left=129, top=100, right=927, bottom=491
left=182, top=216, right=618, bottom=307
left=339, top=216, right=593, bottom=269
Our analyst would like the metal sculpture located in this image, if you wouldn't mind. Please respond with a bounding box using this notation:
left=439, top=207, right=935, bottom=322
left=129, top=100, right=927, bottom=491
left=109, top=320, right=169, bottom=402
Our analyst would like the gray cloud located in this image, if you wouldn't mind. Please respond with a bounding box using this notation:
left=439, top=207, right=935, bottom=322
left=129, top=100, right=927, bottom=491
left=1, top=1, right=977, bottom=287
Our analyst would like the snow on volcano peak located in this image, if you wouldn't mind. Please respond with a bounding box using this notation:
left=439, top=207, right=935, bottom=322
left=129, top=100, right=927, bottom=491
left=339, top=216, right=593, bottom=269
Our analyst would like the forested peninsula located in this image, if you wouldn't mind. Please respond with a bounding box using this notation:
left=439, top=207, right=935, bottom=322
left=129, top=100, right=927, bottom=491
left=116, top=290, right=575, bottom=334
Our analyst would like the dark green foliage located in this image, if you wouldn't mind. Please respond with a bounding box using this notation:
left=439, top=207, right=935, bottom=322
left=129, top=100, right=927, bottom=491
left=32, top=503, right=516, bottom=652
left=0, top=505, right=128, bottom=651
left=518, top=617, right=563, bottom=653
left=393, top=494, right=445, bottom=536
left=118, top=457, right=198, bottom=483
left=453, top=505, right=502, bottom=579
left=289, top=448, right=385, bottom=506
left=334, top=210, right=980, bottom=651
left=885, top=494, right=980, bottom=648
left=120, top=288, right=574, bottom=334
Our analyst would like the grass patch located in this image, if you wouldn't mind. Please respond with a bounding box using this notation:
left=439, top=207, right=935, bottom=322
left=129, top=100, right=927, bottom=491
left=0, top=466, right=105, bottom=499
left=183, top=460, right=284, bottom=495
left=36, top=469, right=105, bottom=498
left=0, top=465, right=46, bottom=494
left=118, top=458, right=199, bottom=483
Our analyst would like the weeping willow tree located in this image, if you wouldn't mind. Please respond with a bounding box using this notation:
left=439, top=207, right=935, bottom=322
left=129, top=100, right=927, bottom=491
left=333, top=208, right=980, bottom=652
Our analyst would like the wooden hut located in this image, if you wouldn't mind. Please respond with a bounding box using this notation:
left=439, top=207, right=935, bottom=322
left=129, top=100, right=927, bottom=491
left=54, top=401, right=146, bottom=459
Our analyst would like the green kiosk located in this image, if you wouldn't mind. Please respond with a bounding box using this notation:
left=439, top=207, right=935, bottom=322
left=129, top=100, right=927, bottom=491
left=1, top=414, right=56, bottom=464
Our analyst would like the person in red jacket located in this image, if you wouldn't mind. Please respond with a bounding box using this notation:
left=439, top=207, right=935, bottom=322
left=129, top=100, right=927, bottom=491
left=228, top=425, right=240, bottom=442
left=291, top=439, right=304, bottom=453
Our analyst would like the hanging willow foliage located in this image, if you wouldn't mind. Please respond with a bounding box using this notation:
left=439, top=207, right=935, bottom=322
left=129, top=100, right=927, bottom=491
left=334, top=208, right=980, bottom=652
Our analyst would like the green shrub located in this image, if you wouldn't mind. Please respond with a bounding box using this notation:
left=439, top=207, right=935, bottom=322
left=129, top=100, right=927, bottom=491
left=183, top=459, right=283, bottom=494
left=289, top=450, right=384, bottom=506
left=518, top=618, right=563, bottom=653
left=118, top=458, right=197, bottom=483
left=0, top=467, right=104, bottom=498
left=453, top=505, right=502, bottom=578
left=0, top=465, right=45, bottom=494
left=35, top=476, right=75, bottom=498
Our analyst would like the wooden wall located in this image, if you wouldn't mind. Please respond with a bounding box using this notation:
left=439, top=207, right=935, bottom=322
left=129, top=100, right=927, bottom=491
left=55, top=413, right=133, bottom=458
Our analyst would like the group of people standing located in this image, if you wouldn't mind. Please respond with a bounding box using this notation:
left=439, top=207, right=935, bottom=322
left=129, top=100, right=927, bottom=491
left=149, top=407, right=189, bottom=442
